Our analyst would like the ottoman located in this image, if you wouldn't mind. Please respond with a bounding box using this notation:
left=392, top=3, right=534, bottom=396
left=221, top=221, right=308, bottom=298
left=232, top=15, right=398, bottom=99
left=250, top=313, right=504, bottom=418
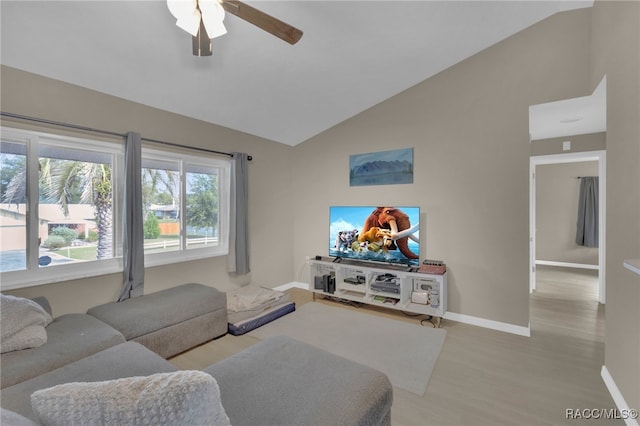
left=205, top=335, right=393, bottom=426
left=88, top=283, right=227, bottom=358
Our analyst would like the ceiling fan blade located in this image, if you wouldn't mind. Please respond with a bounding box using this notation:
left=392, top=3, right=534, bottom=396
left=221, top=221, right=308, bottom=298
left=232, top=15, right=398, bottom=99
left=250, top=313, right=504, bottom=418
left=221, top=0, right=303, bottom=45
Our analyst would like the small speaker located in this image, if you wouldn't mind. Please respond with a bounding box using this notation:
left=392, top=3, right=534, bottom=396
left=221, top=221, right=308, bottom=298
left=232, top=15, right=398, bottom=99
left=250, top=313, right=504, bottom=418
left=327, top=276, right=336, bottom=294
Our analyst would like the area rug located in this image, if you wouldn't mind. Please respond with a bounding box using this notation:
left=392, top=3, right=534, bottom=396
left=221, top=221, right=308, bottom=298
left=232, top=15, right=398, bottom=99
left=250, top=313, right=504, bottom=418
left=250, top=302, right=446, bottom=395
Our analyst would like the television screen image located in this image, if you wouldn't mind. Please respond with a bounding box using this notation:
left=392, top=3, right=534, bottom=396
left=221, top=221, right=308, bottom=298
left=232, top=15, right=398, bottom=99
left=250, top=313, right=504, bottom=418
left=329, top=206, right=420, bottom=266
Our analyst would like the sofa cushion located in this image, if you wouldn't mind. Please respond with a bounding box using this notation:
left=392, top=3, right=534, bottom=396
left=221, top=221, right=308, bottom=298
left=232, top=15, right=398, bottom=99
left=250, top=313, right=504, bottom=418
left=30, top=297, right=52, bottom=316
left=131, top=309, right=228, bottom=359
left=1, top=342, right=178, bottom=422
left=87, top=283, right=227, bottom=341
left=1, top=294, right=53, bottom=354
left=204, top=335, right=393, bottom=426
left=31, top=371, right=231, bottom=426
left=1, top=314, right=125, bottom=389
left=1, top=408, right=39, bottom=426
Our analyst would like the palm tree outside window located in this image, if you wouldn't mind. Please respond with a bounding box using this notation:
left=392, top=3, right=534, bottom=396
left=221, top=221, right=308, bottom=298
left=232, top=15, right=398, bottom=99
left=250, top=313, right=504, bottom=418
left=0, top=127, right=231, bottom=290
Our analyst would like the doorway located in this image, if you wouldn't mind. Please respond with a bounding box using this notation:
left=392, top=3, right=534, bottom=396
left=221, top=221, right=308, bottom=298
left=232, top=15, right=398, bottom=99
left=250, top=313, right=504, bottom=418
left=529, top=150, right=606, bottom=303
left=528, top=77, right=607, bottom=304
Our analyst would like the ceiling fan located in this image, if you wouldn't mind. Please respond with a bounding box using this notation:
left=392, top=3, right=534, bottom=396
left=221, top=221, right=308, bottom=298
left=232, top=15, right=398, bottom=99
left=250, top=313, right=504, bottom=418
left=167, top=0, right=303, bottom=56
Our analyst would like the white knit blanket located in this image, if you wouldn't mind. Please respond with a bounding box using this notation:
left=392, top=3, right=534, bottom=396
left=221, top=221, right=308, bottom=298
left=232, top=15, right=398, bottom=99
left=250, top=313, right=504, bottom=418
left=226, top=284, right=285, bottom=313
left=1, top=294, right=52, bottom=353
left=31, top=371, right=232, bottom=426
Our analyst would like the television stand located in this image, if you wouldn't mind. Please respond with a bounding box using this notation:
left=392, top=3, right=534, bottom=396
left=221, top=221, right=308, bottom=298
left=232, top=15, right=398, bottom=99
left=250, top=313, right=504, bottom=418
left=308, top=258, right=447, bottom=327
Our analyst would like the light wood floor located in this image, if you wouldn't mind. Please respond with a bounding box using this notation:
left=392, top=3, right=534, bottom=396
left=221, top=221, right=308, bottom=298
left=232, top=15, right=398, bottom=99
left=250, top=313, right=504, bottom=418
left=170, top=266, right=620, bottom=425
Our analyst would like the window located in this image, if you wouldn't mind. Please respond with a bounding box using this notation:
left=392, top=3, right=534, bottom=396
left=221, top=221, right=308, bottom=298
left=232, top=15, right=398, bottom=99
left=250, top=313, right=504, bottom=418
left=0, top=128, right=124, bottom=288
left=141, top=147, right=230, bottom=267
left=0, top=137, right=27, bottom=273
left=0, top=127, right=231, bottom=289
left=142, top=157, right=181, bottom=254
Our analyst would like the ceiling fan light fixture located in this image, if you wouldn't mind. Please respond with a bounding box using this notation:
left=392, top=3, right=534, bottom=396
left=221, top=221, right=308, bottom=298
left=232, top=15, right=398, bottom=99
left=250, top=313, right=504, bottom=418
left=199, top=0, right=227, bottom=39
left=193, top=19, right=213, bottom=56
left=168, top=0, right=226, bottom=39
left=177, top=13, right=202, bottom=37
left=167, top=0, right=202, bottom=36
left=168, top=0, right=303, bottom=56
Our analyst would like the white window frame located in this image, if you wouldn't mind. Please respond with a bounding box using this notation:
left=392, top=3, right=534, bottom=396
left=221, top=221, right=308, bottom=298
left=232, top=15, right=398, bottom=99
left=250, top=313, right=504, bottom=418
left=0, top=128, right=231, bottom=290
left=141, top=146, right=230, bottom=268
left=0, top=127, right=124, bottom=290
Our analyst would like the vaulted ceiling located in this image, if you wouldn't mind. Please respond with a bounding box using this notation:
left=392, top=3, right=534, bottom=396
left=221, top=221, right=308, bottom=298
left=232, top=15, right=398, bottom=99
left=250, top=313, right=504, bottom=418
left=1, top=1, right=594, bottom=146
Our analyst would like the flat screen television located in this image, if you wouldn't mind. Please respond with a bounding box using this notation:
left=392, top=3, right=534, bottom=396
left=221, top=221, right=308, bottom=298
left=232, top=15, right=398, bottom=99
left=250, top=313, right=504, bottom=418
left=329, top=206, right=420, bottom=266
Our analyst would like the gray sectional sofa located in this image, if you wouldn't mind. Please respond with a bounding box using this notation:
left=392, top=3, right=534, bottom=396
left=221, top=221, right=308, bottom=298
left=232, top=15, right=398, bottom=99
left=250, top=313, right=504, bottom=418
left=1, top=297, right=126, bottom=389
left=1, top=284, right=393, bottom=425
left=87, top=283, right=228, bottom=358
left=2, top=342, right=178, bottom=424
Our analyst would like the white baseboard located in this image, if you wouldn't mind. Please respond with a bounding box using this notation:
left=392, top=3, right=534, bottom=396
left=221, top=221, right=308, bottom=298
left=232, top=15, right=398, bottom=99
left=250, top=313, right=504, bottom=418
left=601, top=365, right=640, bottom=426
left=274, top=281, right=308, bottom=292
left=444, top=311, right=531, bottom=337
left=536, top=260, right=599, bottom=270
left=279, top=282, right=532, bottom=337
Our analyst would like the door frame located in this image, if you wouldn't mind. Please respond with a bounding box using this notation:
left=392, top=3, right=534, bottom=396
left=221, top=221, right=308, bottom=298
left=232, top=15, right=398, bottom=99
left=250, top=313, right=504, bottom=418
left=529, top=150, right=606, bottom=303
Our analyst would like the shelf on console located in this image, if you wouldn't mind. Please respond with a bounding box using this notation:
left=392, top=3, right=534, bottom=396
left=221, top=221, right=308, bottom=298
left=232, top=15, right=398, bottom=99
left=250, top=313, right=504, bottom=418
left=338, top=282, right=367, bottom=293
left=335, top=289, right=367, bottom=300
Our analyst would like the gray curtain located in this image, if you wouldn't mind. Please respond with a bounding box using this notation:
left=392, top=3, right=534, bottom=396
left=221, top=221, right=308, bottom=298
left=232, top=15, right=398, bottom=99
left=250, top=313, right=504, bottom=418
left=576, top=176, right=599, bottom=248
left=118, top=132, right=145, bottom=301
left=228, top=152, right=250, bottom=275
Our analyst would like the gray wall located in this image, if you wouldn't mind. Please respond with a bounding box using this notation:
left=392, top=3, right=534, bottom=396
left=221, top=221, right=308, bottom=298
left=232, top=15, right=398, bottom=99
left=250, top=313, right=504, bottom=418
left=531, top=132, right=606, bottom=156
left=291, top=8, right=593, bottom=328
left=590, top=0, right=640, bottom=410
left=535, top=161, right=599, bottom=265
left=0, top=66, right=295, bottom=316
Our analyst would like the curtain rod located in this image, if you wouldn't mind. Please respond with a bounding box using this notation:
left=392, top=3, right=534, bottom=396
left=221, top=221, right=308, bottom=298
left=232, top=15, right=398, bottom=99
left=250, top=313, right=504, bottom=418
left=0, top=111, right=251, bottom=161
